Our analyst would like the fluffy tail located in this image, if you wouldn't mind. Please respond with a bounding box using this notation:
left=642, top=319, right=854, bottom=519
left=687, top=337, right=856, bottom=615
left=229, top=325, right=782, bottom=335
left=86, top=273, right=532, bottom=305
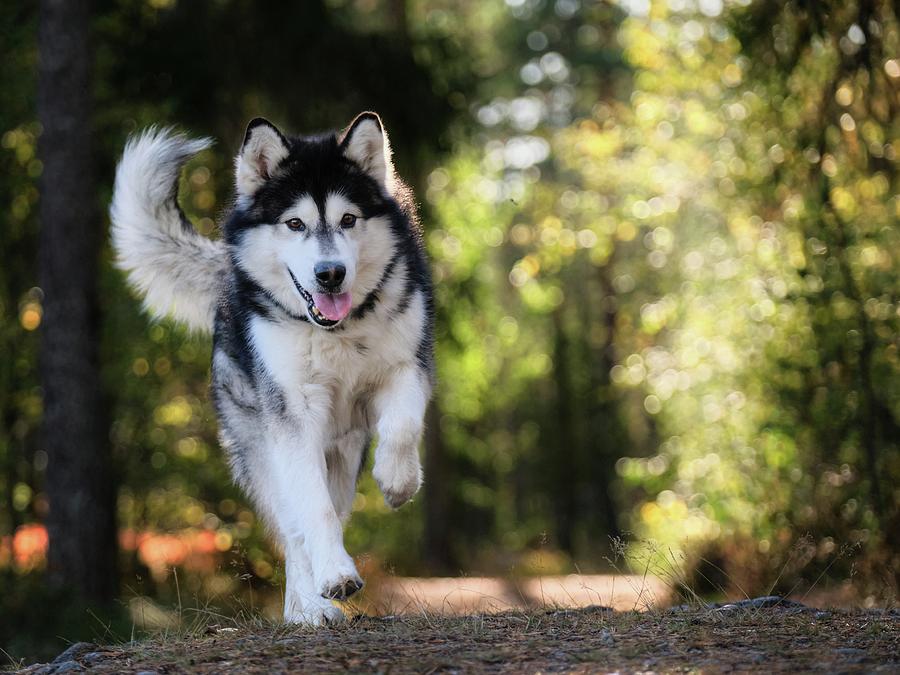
left=110, top=127, right=227, bottom=332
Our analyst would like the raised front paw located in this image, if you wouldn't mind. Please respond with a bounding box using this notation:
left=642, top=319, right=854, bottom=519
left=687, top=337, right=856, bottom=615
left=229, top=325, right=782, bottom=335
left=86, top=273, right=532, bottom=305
left=372, top=446, right=422, bottom=508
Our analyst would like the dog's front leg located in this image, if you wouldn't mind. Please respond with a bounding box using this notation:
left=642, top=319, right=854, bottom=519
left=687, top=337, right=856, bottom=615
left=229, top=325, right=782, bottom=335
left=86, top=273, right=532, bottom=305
left=267, top=408, right=363, bottom=611
left=283, top=539, right=347, bottom=626
left=372, top=364, right=430, bottom=508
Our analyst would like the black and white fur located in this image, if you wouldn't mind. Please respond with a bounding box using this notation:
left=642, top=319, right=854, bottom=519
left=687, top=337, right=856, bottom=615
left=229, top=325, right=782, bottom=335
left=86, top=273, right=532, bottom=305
left=110, top=113, right=434, bottom=625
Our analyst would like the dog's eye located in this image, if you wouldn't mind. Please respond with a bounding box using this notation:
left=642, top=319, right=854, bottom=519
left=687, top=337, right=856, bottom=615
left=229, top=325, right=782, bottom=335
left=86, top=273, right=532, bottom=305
left=340, top=213, right=358, bottom=229
left=285, top=218, right=306, bottom=232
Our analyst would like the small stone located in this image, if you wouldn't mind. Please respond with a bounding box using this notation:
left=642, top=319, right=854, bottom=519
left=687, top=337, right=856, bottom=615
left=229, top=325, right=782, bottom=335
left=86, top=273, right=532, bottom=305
left=52, top=643, right=97, bottom=664
left=598, top=628, right=615, bottom=646
left=834, top=647, right=869, bottom=664
left=668, top=604, right=700, bottom=613
left=549, top=649, right=571, bottom=662
left=21, top=666, right=55, bottom=675
left=714, top=603, right=741, bottom=613
left=743, top=596, right=807, bottom=609
left=80, top=651, right=117, bottom=666
left=713, top=596, right=810, bottom=612
left=582, top=605, right=615, bottom=614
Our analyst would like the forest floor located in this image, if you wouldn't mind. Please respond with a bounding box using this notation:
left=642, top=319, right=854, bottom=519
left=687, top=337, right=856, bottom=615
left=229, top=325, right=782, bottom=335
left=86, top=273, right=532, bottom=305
left=14, top=598, right=900, bottom=674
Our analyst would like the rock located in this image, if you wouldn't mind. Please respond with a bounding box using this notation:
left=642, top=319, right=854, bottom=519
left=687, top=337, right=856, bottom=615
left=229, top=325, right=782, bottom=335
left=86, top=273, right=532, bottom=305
left=834, top=647, right=869, bottom=663
left=748, top=651, right=766, bottom=664
left=549, top=649, right=571, bottom=662
left=51, top=662, right=85, bottom=674
left=598, top=628, right=615, bottom=646
left=582, top=605, right=615, bottom=614
left=713, top=596, right=810, bottom=612
left=667, top=603, right=712, bottom=613
left=18, top=666, right=55, bottom=675
left=51, top=643, right=97, bottom=665
left=80, top=651, right=120, bottom=667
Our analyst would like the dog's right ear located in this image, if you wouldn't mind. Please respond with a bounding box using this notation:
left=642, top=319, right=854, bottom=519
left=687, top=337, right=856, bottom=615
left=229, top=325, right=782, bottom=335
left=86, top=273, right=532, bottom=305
left=235, top=118, right=289, bottom=198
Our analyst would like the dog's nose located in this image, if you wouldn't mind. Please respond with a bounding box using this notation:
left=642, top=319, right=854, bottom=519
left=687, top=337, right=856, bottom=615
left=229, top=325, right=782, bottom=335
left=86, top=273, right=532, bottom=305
left=314, top=261, right=346, bottom=289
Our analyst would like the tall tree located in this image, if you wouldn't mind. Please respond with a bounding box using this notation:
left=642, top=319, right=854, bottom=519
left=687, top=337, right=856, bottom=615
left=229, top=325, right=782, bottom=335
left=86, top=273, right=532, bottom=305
left=38, top=0, right=116, bottom=602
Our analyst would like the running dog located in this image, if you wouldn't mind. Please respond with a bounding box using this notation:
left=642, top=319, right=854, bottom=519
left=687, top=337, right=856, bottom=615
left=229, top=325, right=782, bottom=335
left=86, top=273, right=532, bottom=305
left=110, top=113, right=434, bottom=624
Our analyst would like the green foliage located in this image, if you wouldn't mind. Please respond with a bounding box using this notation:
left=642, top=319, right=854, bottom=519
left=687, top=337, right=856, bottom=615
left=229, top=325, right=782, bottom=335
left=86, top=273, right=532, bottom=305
left=611, top=0, right=900, bottom=591
left=419, top=0, right=899, bottom=592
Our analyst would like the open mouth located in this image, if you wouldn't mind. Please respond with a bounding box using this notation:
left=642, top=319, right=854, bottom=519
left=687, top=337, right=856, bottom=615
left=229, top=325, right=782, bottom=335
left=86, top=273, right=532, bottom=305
left=287, top=269, right=352, bottom=328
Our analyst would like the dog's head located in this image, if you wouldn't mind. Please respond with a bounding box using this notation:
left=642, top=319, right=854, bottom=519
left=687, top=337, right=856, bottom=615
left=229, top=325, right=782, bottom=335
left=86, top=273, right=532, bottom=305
left=227, top=113, right=399, bottom=329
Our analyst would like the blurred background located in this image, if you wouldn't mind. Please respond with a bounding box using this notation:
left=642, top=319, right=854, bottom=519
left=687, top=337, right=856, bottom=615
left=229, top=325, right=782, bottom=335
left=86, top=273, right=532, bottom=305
left=2, top=0, right=899, bottom=663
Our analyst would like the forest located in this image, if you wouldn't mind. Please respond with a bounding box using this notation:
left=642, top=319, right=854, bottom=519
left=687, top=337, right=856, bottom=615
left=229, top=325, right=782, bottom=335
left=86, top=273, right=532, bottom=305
left=1, top=0, right=898, bottom=662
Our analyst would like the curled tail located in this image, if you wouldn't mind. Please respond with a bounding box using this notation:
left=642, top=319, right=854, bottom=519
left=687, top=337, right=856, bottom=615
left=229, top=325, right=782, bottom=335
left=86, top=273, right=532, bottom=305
left=110, top=127, right=227, bottom=332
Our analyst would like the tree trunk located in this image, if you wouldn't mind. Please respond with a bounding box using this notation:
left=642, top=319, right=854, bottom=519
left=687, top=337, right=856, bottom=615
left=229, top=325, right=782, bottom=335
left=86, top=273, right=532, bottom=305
left=38, top=0, right=116, bottom=603
left=552, top=308, right=577, bottom=553
left=591, top=264, right=623, bottom=543
left=423, top=401, right=454, bottom=572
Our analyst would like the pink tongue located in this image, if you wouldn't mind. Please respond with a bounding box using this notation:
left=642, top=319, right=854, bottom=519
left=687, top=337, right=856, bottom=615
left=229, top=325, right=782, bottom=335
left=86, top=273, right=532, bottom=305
left=312, top=292, right=352, bottom=321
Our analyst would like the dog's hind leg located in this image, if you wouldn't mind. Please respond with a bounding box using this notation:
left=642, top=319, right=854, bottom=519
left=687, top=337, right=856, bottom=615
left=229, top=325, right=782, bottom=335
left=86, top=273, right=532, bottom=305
left=327, top=429, right=369, bottom=523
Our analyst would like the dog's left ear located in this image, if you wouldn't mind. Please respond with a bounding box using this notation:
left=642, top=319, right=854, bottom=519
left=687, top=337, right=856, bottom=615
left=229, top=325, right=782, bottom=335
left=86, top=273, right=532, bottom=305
left=235, top=118, right=290, bottom=198
left=340, top=112, right=393, bottom=191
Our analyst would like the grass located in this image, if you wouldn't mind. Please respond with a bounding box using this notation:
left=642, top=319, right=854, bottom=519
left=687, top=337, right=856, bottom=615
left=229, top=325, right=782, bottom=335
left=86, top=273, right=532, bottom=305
left=7, top=538, right=897, bottom=671
left=12, top=604, right=900, bottom=673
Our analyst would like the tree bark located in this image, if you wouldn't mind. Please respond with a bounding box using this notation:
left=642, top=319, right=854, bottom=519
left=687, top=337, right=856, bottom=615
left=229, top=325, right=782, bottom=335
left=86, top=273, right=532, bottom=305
left=38, top=0, right=116, bottom=602
left=591, top=264, right=623, bottom=543
left=423, top=401, right=454, bottom=572
left=552, top=308, right=577, bottom=553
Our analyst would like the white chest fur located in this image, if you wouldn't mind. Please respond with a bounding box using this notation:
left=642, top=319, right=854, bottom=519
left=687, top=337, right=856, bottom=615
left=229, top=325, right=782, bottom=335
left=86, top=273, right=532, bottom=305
left=248, top=289, right=426, bottom=435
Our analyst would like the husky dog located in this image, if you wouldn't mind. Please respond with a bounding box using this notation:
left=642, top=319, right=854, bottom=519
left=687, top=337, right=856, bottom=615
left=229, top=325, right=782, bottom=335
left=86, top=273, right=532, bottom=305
left=110, top=113, right=434, bottom=625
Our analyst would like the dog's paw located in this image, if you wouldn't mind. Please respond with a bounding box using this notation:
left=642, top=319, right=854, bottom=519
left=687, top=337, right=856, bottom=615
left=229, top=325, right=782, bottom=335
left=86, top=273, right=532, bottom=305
left=380, top=477, right=420, bottom=509
left=313, top=553, right=364, bottom=601
left=283, top=600, right=346, bottom=627
left=373, top=447, right=422, bottom=509
left=321, top=574, right=364, bottom=601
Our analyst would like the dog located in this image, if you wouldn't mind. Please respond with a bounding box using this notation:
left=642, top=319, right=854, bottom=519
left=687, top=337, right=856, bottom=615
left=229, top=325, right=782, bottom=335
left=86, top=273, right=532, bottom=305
left=110, top=113, right=434, bottom=625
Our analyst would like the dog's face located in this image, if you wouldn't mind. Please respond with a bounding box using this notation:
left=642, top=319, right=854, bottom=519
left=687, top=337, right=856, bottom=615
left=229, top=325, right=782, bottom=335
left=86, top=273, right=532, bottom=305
left=228, top=113, right=398, bottom=329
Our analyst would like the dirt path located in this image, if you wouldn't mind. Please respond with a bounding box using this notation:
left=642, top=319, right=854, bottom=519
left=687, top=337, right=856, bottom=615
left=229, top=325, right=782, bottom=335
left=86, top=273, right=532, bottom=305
left=361, top=574, right=671, bottom=615
left=17, top=602, right=899, bottom=673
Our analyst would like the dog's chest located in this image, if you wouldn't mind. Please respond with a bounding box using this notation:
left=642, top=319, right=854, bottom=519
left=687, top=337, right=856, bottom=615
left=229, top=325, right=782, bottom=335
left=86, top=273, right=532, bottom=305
left=249, top=316, right=389, bottom=428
